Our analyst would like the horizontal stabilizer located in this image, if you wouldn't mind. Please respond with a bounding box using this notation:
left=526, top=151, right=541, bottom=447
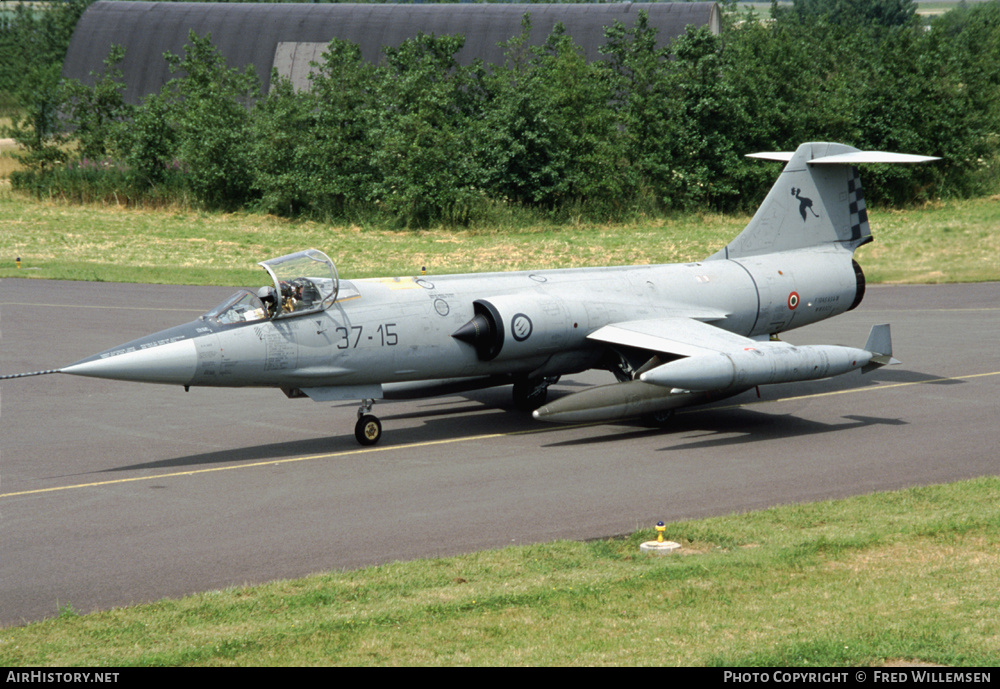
left=808, top=151, right=940, bottom=165
left=747, top=150, right=940, bottom=165
left=745, top=151, right=794, bottom=162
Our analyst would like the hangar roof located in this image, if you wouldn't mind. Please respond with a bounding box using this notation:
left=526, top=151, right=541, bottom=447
left=62, top=1, right=720, bottom=103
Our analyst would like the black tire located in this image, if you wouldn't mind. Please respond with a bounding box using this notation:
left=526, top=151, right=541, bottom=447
left=355, top=414, right=382, bottom=446
left=639, top=409, right=675, bottom=428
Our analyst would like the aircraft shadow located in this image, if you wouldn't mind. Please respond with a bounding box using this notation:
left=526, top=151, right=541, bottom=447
left=380, top=401, right=500, bottom=422
left=99, top=368, right=943, bottom=473
left=867, top=368, right=964, bottom=385
left=103, top=435, right=359, bottom=473
left=655, top=410, right=907, bottom=452
left=725, top=366, right=961, bottom=399
left=105, top=399, right=539, bottom=473
left=542, top=407, right=907, bottom=451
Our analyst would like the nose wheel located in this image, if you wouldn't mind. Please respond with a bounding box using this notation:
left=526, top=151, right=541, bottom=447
left=354, top=399, right=382, bottom=446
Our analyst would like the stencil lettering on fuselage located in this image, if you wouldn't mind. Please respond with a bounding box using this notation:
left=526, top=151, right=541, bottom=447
left=255, top=325, right=297, bottom=371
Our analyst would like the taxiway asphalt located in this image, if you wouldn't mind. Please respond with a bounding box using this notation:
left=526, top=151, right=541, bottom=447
left=1, top=279, right=998, bottom=625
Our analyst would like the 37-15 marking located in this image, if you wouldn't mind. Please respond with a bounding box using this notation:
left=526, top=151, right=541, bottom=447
left=336, top=323, right=398, bottom=349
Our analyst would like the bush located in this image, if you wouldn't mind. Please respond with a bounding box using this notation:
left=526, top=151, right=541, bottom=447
left=12, top=5, right=1000, bottom=225
left=478, top=19, right=626, bottom=213
left=366, top=33, right=488, bottom=226
left=163, top=32, right=262, bottom=210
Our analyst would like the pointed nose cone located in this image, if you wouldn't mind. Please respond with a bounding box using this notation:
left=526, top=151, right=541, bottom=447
left=60, top=327, right=200, bottom=386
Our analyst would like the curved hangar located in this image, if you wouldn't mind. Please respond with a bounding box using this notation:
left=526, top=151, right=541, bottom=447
left=62, top=1, right=721, bottom=103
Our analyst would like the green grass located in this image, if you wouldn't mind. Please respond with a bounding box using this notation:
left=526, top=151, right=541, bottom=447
left=1, top=190, right=998, bottom=286
left=2, top=477, right=997, bottom=666
left=856, top=197, right=1000, bottom=283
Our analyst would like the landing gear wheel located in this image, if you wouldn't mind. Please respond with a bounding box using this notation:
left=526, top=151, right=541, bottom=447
left=355, top=414, right=382, bottom=446
left=640, top=409, right=675, bottom=428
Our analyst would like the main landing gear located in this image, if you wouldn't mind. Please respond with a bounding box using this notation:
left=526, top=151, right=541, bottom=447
left=355, top=398, right=382, bottom=446
left=640, top=409, right=675, bottom=428
left=512, top=375, right=559, bottom=412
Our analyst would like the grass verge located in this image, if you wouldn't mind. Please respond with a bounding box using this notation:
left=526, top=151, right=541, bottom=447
left=1, top=191, right=998, bottom=286
left=1, top=477, right=997, bottom=666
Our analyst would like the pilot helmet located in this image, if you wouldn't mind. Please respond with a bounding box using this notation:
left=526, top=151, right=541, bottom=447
left=257, top=286, right=277, bottom=304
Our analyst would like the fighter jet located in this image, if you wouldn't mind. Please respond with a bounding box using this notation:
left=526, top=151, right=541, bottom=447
left=5, top=142, right=936, bottom=445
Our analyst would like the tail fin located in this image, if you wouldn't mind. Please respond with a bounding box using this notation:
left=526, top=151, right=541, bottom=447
left=862, top=323, right=900, bottom=373
left=711, top=142, right=938, bottom=260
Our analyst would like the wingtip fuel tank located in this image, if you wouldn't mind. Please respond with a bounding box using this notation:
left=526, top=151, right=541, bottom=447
left=638, top=342, right=880, bottom=392
left=535, top=325, right=898, bottom=425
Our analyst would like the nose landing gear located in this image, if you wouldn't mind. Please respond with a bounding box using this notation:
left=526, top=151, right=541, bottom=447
left=355, top=398, right=382, bottom=446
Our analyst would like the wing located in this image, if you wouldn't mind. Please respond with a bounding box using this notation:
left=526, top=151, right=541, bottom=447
left=588, top=316, right=761, bottom=360
left=532, top=316, right=894, bottom=424
left=587, top=315, right=770, bottom=391
left=531, top=315, right=763, bottom=424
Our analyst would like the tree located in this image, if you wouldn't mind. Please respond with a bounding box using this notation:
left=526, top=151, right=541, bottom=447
left=598, top=11, right=675, bottom=210
left=789, top=0, right=917, bottom=28
left=367, top=32, right=485, bottom=225
left=62, top=44, right=131, bottom=162
left=478, top=18, right=624, bottom=212
left=162, top=31, right=261, bottom=209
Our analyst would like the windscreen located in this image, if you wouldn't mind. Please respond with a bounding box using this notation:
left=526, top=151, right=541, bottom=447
left=202, top=290, right=268, bottom=325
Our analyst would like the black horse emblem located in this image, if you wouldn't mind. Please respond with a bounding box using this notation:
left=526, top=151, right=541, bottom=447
left=791, top=187, right=820, bottom=221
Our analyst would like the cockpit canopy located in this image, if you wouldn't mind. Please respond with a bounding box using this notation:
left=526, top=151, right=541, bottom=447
left=201, top=249, right=340, bottom=326
left=259, top=249, right=339, bottom=318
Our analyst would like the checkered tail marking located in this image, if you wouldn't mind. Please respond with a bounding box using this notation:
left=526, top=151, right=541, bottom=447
left=847, top=166, right=869, bottom=242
